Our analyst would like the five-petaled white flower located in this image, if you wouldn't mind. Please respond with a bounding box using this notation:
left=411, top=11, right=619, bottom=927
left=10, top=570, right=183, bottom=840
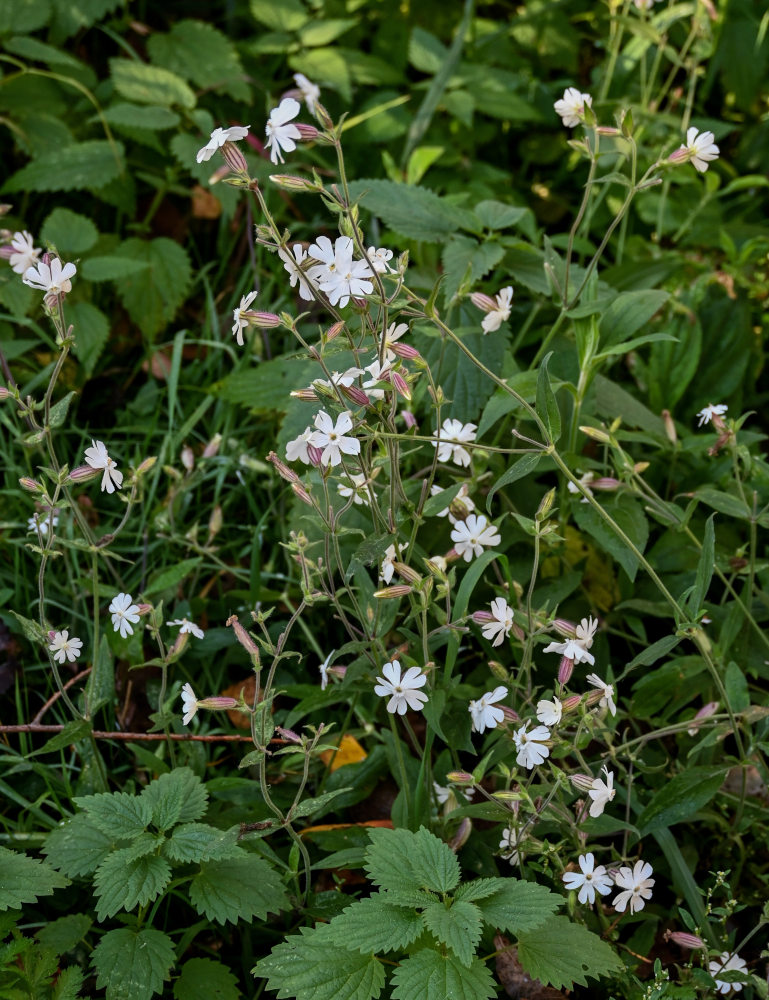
left=307, top=235, right=374, bottom=308
left=587, top=672, right=617, bottom=716
left=554, top=87, right=593, bottom=128
left=696, top=403, right=727, bottom=427
left=232, top=290, right=258, bottom=345
left=9, top=231, right=41, bottom=275
left=433, top=418, right=477, bottom=468
left=383, top=322, right=409, bottom=362
left=28, top=510, right=59, bottom=535
left=514, top=721, right=551, bottom=769
left=49, top=630, right=83, bottom=664
left=286, top=426, right=314, bottom=464
left=431, top=482, right=476, bottom=523
left=536, top=697, right=562, bottom=727
left=481, top=286, right=514, bottom=334
left=293, top=73, right=321, bottom=115
left=374, top=659, right=428, bottom=715
left=543, top=615, right=598, bottom=666
left=109, top=592, right=141, bottom=638
left=167, top=618, right=205, bottom=640
left=588, top=765, right=616, bottom=818
left=683, top=127, right=720, bottom=173
left=181, top=682, right=199, bottom=725
left=367, top=246, right=395, bottom=273
left=309, top=410, right=360, bottom=466
left=338, top=473, right=372, bottom=506
left=563, top=853, right=613, bottom=905
left=196, top=124, right=250, bottom=164
left=361, top=358, right=392, bottom=400
left=23, top=257, right=76, bottom=296
left=481, top=597, right=514, bottom=647
left=380, top=542, right=406, bottom=584
left=84, top=439, right=123, bottom=494
left=613, top=859, right=654, bottom=913
left=709, top=951, right=748, bottom=994
left=265, top=98, right=302, bottom=165
left=499, top=827, right=521, bottom=865
left=451, top=514, right=501, bottom=562
left=468, top=686, right=508, bottom=734
left=278, top=244, right=318, bottom=302
left=319, top=650, right=335, bottom=691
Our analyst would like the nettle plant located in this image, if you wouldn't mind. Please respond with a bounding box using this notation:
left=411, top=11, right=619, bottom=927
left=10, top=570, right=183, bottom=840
left=2, top=53, right=768, bottom=1000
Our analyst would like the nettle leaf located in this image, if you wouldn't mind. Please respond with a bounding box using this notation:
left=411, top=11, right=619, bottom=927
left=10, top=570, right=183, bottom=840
left=346, top=178, right=476, bottom=243
left=173, top=957, right=241, bottom=1000
left=113, top=237, right=192, bottom=338
left=325, top=893, right=424, bottom=954
left=103, top=102, right=180, bottom=130
left=0, top=847, right=69, bottom=912
left=50, top=0, right=125, bottom=38
left=390, top=948, right=496, bottom=1000
left=421, top=899, right=482, bottom=966
left=41, top=207, right=98, bottom=253
left=93, top=844, right=171, bottom=920
left=36, top=913, right=92, bottom=953
left=365, top=827, right=460, bottom=895
left=163, top=823, right=241, bottom=864
left=476, top=877, right=561, bottom=934
left=50, top=964, right=84, bottom=999
left=189, top=853, right=288, bottom=924
left=572, top=494, right=649, bottom=583
left=73, top=789, right=151, bottom=839
left=254, top=924, right=386, bottom=1000
left=110, top=58, right=195, bottom=108
left=147, top=19, right=248, bottom=101
left=92, top=927, right=175, bottom=1000
left=516, top=915, right=623, bottom=989
left=67, top=301, right=110, bottom=379
left=43, top=813, right=115, bottom=878
left=3, top=141, right=125, bottom=194
left=140, top=769, right=189, bottom=831
left=441, top=235, right=504, bottom=304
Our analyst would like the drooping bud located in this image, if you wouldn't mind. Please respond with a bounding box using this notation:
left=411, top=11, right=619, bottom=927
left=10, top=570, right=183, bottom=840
left=596, top=126, right=621, bottom=136
left=270, top=173, right=320, bottom=192
left=687, top=700, right=719, bottom=736
left=291, top=482, right=314, bottom=506
left=268, top=451, right=299, bottom=483
left=500, top=705, right=520, bottom=724
left=488, top=661, right=509, bottom=683
left=198, top=696, right=240, bottom=711
left=341, top=384, right=370, bottom=407
left=325, top=320, right=345, bottom=342
left=19, top=476, right=43, bottom=492
left=136, top=456, right=157, bottom=476
left=448, top=817, right=472, bottom=852
left=470, top=292, right=497, bottom=313
left=68, top=465, right=99, bottom=483
left=393, top=562, right=422, bottom=585
left=389, top=370, right=411, bottom=401
left=202, top=433, right=222, bottom=459
left=374, top=585, right=412, bottom=599
left=220, top=141, right=249, bottom=175
left=561, top=694, right=582, bottom=713
left=290, top=388, right=319, bottom=401
left=226, top=614, right=261, bottom=659
left=664, top=931, right=705, bottom=950
left=307, top=444, right=324, bottom=467
left=446, top=770, right=475, bottom=786
left=296, top=123, right=320, bottom=141
left=402, top=410, right=418, bottom=430
left=249, top=311, right=281, bottom=328
left=580, top=425, right=611, bottom=443
left=558, top=655, right=574, bottom=686
left=0, top=386, right=11, bottom=399
left=275, top=725, right=302, bottom=743
left=570, top=773, right=595, bottom=792
left=389, top=341, right=421, bottom=361
left=662, top=409, right=677, bottom=445
left=208, top=505, right=223, bottom=540
left=472, top=611, right=495, bottom=624
left=552, top=618, right=576, bottom=638
left=181, top=445, right=195, bottom=472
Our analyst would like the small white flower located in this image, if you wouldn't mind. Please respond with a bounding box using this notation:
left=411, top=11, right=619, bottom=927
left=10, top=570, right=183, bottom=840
left=613, top=859, right=654, bottom=914
left=586, top=672, right=617, bottom=716
left=167, top=618, right=205, bottom=640
left=366, top=246, right=395, bottom=274
left=374, top=659, right=428, bottom=715
left=451, top=514, right=501, bottom=562
left=361, top=358, right=392, bottom=401
left=286, top=426, right=314, bottom=464
left=434, top=781, right=474, bottom=806
left=543, top=616, right=598, bottom=666
left=427, top=554, right=448, bottom=573
left=23, top=257, right=76, bottom=296
left=319, top=650, right=335, bottom=691
left=181, top=682, right=199, bottom=725
left=513, top=721, right=550, bottom=769
left=430, top=482, right=476, bottom=523
left=576, top=616, right=599, bottom=648
left=709, top=951, right=748, bottom=994
left=433, top=418, right=477, bottom=468
left=684, top=127, right=720, bottom=173
left=28, top=510, right=59, bottom=536
left=696, top=403, right=728, bottom=427
left=278, top=244, right=318, bottom=302
left=9, top=231, right=41, bottom=275
left=48, top=630, right=83, bottom=664
left=265, top=98, right=302, bottom=164
left=309, top=410, right=360, bottom=467
left=536, top=697, right=562, bottom=727
left=307, top=235, right=373, bottom=308
left=383, top=322, right=409, bottom=362
left=109, top=592, right=141, bottom=639
left=196, top=124, right=250, bottom=164
left=480, top=286, right=513, bottom=334
left=567, top=471, right=595, bottom=502
left=588, top=765, right=616, bottom=818
left=499, top=827, right=521, bottom=865
left=562, top=853, right=613, bottom=905
left=232, top=290, right=258, bottom=346
left=337, top=472, right=372, bottom=506
left=468, top=686, right=508, bottom=734
left=293, top=72, right=321, bottom=115
left=314, top=366, right=365, bottom=392
left=380, top=542, right=406, bottom=584
left=84, top=439, right=123, bottom=494
left=554, top=86, right=593, bottom=128
left=481, top=597, right=514, bottom=647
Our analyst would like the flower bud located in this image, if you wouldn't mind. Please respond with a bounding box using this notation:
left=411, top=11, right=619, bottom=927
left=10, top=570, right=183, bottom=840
left=667, top=146, right=690, bottom=165
left=221, top=141, right=248, bottom=175
left=664, top=931, right=705, bottom=950
left=488, top=660, right=509, bottom=683
left=68, top=465, right=99, bottom=483
left=0, top=245, right=12, bottom=261
left=202, top=433, right=222, bottom=459
left=276, top=725, right=302, bottom=743
left=136, top=456, right=157, bottom=476
left=561, top=694, right=582, bottom=713
left=0, top=385, right=11, bottom=399
left=181, top=445, right=195, bottom=472
left=552, top=618, right=576, bottom=638
left=374, top=585, right=412, bottom=599
left=226, top=615, right=261, bottom=661
left=472, top=610, right=494, bottom=624
left=270, top=173, right=320, bottom=192
left=208, top=505, right=223, bottom=540
left=570, top=773, right=595, bottom=791
left=536, top=488, right=556, bottom=522
left=511, top=623, right=525, bottom=642
left=580, top=425, right=611, bottom=443
left=688, top=700, right=718, bottom=736
left=470, top=292, right=496, bottom=313
left=500, top=705, right=520, bottom=724
left=448, top=817, right=472, bottom=852
left=389, top=370, right=411, bottom=401
left=449, top=498, right=471, bottom=522
left=268, top=450, right=299, bottom=483
left=402, top=410, right=418, bottom=430
left=325, top=320, right=345, bottom=342
left=296, top=123, right=320, bottom=141
left=19, top=476, right=43, bottom=492
left=558, top=655, right=574, bottom=685
left=662, top=409, right=677, bottom=445
left=341, top=385, right=370, bottom=407
left=290, top=388, right=319, bottom=401
left=389, top=341, right=421, bottom=361
left=393, top=562, right=422, bottom=585
left=446, top=770, right=475, bottom=786
left=307, top=444, right=324, bottom=467
left=313, top=101, right=334, bottom=131
left=198, top=696, right=239, bottom=711
left=250, top=311, right=281, bottom=328
left=136, top=604, right=153, bottom=616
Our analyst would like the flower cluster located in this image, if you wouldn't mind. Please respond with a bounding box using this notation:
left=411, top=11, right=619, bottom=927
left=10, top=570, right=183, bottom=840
left=563, top=854, right=655, bottom=913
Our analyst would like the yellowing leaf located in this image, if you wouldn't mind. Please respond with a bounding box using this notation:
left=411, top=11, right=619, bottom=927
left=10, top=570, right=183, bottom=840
left=320, top=734, right=368, bottom=771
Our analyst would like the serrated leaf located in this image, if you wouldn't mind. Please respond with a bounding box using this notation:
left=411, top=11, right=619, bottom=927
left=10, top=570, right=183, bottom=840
left=48, top=390, right=76, bottom=429
left=189, top=853, right=288, bottom=924
left=93, top=844, right=171, bottom=920
left=476, top=877, right=561, bottom=934
left=103, top=102, right=180, bottom=130
left=0, top=847, right=69, bottom=912
left=0, top=0, right=51, bottom=33
left=421, top=899, right=481, bottom=966
left=365, top=827, right=460, bottom=895
left=36, top=913, right=92, bottom=953
left=66, top=301, right=111, bottom=379
left=50, top=0, right=124, bottom=37
left=516, top=915, right=623, bottom=989
left=73, top=789, right=152, bottom=839
left=390, top=948, right=496, bottom=1000
left=453, top=878, right=506, bottom=903
left=174, top=958, right=241, bottom=1000
left=110, top=58, right=195, bottom=108
left=147, top=20, right=248, bottom=101
left=41, top=207, right=98, bottom=253
left=326, top=893, right=424, bottom=953
left=254, top=925, right=385, bottom=1000
left=140, top=770, right=189, bottom=831
left=80, top=256, right=151, bottom=281
left=52, top=965, right=85, bottom=1000
left=170, top=768, right=208, bottom=822
left=92, top=927, right=175, bottom=1000
left=8, top=610, right=46, bottom=643
left=442, top=235, right=504, bottom=304
left=163, top=823, right=240, bottom=863
left=43, top=813, right=115, bottom=878
left=28, top=718, right=92, bottom=757
left=346, top=178, right=476, bottom=243
left=249, top=0, right=309, bottom=31
left=3, top=141, right=125, bottom=193
left=113, top=237, right=192, bottom=338
left=572, top=494, right=649, bottom=583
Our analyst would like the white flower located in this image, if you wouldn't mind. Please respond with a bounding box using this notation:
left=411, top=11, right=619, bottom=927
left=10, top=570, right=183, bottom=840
left=109, top=592, right=141, bottom=638
left=319, top=650, right=335, bottom=691
left=562, top=853, right=613, bottom=905
left=434, top=781, right=474, bottom=806
left=278, top=244, right=318, bottom=302
left=481, top=597, right=514, bottom=647
left=361, top=358, right=392, bottom=400
left=167, top=618, right=205, bottom=640
left=181, top=682, right=199, bottom=725
left=427, top=554, right=447, bottom=573
left=567, top=471, right=595, bottom=502
left=315, top=367, right=364, bottom=392
left=84, top=439, right=123, bottom=494
left=430, top=482, right=476, bottom=523
left=696, top=403, right=728, bottom=427
left=383, top=322, right=409, bottom=362
left=23, top=257, right=76, bottom=295
left=481, top=286, right=513, bottom=334
left=576, top=616, right=599, bottom=647
left=709, top=951, right=748, bottom=994
left=293, top=72, right=320, bottom=115
left=587, top=672, right=617, bottom=716
left=286, top=426, right=314, bottom=464
left=28, top=510, right=59, bottom=535
left=307, top=235, right=373, bottom=308
left=613, top=859, right=654, bottom=914
left=232, top=290, right=258, bottom=346
left=684, top=127, right=720, bottom=173
left=338, top=473, right=372, bottom=506
left=536, top=697, right=562, bottom=727
left=433, top=418, right=477, bottom=468
left=196, top=124, right=250, bottom=164
left=374, top=659, right=428, bottom=715
left=451, top=514, right=501, bottom=562
left=48, top=630, right=83, bottom=664
left=380, top=542, right=406, bottom=584
left=366, top=246, right=395, bottom=273
left=265, top=98, right=301, bottom=164
left=9, top=231, right=41, bottom=275
left=513, top=721, right=550, bottom=769
left=468, top=686, right=508, bottom=734
left=499, top=827, right=521, bottom=864
left=554, top=87, right=593, bottom=128
left=309, top=410, right=360, bottom=466
left=588, top=765, right=616, bottom=818
left=543, top=616, right=598, bottom=666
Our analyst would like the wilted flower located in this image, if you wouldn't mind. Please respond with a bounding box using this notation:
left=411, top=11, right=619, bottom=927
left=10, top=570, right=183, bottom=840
left=84, top=440, right=123, bottom=494
left=337, top=472, right=373, bottom=506
left=293, top=72, right=321, bottom=115
left=232, top=290, right=258, bottom=346
left=433, top=418, right=477, bottom=467
left=196, top=124, right=250, bottom=164
left=181, top=682, right=199, bottom=725
left=265, top=98, right=301, bottom=165
left=380, top=542, right=406, bottom=584
left=588, top=765, right=616, bottom=817
left=499, top=827, right=521, bottom=865
left=109, top=592, right=141, bottom=638
left=563, top=853, right=613, bottom=905
left=451, top=514, right=501, bottom=562
left=613, top=859, right=654, bottom=913
left=23, top=257, right=76, bottom=296
left=696, top=403, right=728, bottom=427
left=167, top=618, right=205, bottom=640
left=319, top=650, right=335, bottom=691
left=708, top=951, right=748, bottom=994
left=8, top=231, right=41, bottom=275
left=48, top=630, right=83, bottom=664
left=430, top=482, right=476, bottom=523
left=554, top=87, right=593, bottom=128
left=366, top=246, right=395, bottom=274
left=543, top=615, right=598, bottom=666
left=513, top=721, right=550, bottom=769
left=469, top=686, right=508, bottom=733
left=586, top=672, right=617, bottom=716
left=374, top=659, right=428, bottom=715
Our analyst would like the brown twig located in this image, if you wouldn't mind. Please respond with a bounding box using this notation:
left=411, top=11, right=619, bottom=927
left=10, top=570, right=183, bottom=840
left=0, top=724, right=269, bottom=743
left=31, top=667, right=93, bottom=725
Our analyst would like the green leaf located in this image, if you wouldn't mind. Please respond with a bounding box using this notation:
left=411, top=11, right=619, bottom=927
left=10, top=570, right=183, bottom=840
left=36, top=913, right=92, bottom=953
left=536, top=352, right=561, bottom=443
left=572, top=495, right=649, bottom=582
left=28, top=718, right=93, bottom=757
left=80, top=256, right=151, bottom=282
left=420, top=328, right=504, bottom=420
left=0, top=0, right=51, bottom=34
left=41, top=207, right=98, bottom=253
left=67, top=301, right=111, bottom=379
left=110, top=58, right=195, bottom=108
left=599, top=289, right=669, bottom=348
left=174, top=768, right=209, bottom=823
left=249, top=0, right=309, bottom=31
left=365, top=827, right=460, bottom=895
left=93, top=844, right=171, bottom=920
left=724, top=661, right=750, bottom=712
left=326, top=893, right=424, bottom=953
left=3, top=141, right=125, bottom=193
left=291, top=787, right=353, bottom=820
left=487, top=452, right=542, bottom=514
left=163, top=823, right=240, bottom=863
left=626, top=634, right=681, bottom=669
left=691, top=488, right=750, bottom=520
left=140, top=770, right=188, bottom=830
left=689, top=514, right=715, bottom=616
left=476, top=877, right=561, bottom=934
left=43, top=813, right=115, bottom=877
left=73, top=789, right=152, bottom=839
left=174, top=958, right=241, bottom=1000
left=113, top=237, right=192, bottom=338
left=636, top=766, right=727, bottom=837
left=189, top=852, right=288, bottom=924
left=517, top=915, right=623, bottom=989
left=423, top=482, right=464, bottom=517
left=593, top=331, right=678, bottom=360
left=441, top=236, right=504, bottom=305
left=147, top=20, right=248, bottom=101
left=346, top=179, right=476, bottom=243
left=8, top=610, right=46, bottom=643
left=390, top=949, right=496, bottom=1000
left=52, top=965, right=85, bottom=1000
left=421, top=899, right=481, bottom=966
left=0, top=847, right=69, bottom=911
left=92, top=927, right=175, bottom=1000
left=48, top=390, right=76, bottom=429
left=474, top=200, right=529, bottom=230
left=50, top=0, right=124, bottom=37
left=103, top=102, right=180, bottom=130
left=216, top=354, right=316, bottom=412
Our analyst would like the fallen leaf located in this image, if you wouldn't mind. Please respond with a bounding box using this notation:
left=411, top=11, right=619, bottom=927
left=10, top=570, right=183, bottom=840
left=320, top=734, right=368, bottom=771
